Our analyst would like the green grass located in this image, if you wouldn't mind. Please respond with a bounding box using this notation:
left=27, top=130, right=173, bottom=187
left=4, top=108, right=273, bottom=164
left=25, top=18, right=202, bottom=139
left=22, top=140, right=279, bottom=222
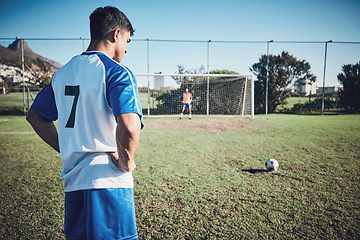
left=1, top=114, right=360, bottom=239
left=0, top=92, right=31, bottom=108
left=0, top=92, right=37, bottom=115
left=285, top=97, right=310, bottom=108
left=275, top=97, right=310, bottom=111
left=0, top=92, right=326, bottom=114
left=278, top=97, right=338, bottom=112
left=1, top=91, right=152, bottom=111
left=0, top=91, right=154, bottom=113
left=139, top=92, right=159, bottom=109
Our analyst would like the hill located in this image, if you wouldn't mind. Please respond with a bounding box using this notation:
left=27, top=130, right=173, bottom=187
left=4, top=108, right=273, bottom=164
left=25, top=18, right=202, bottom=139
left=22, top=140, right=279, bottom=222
left=0, top=38, right=62, bottom=78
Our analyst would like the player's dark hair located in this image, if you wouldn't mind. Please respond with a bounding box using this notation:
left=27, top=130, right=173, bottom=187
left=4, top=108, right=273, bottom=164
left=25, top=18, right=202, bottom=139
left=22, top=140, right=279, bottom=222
left=89, top=6, right=134, bottom=41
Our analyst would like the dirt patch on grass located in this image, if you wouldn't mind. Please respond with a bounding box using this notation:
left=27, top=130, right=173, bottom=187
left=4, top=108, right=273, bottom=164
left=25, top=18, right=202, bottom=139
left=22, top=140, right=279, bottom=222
left=144, top=118, right=258, bottom=133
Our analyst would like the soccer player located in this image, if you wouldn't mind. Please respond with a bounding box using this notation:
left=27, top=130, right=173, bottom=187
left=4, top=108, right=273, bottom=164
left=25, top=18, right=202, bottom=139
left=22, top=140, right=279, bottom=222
left=26, top=7, right=143, bottom=240
left=180, top=87, right=192, bottom=120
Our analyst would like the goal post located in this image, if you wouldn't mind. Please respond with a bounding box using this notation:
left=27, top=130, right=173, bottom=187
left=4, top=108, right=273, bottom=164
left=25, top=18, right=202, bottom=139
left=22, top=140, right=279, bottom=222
left=135, top=73, right=254, bottom=118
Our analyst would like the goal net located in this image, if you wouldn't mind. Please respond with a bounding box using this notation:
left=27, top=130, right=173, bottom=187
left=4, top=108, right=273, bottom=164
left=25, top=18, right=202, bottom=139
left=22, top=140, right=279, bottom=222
left=135, top=73, right=254, bottom=118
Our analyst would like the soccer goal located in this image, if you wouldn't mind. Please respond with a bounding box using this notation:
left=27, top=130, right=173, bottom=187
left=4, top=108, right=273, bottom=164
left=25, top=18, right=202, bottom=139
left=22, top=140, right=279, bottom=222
left=135, top=73, right=254, bottom=118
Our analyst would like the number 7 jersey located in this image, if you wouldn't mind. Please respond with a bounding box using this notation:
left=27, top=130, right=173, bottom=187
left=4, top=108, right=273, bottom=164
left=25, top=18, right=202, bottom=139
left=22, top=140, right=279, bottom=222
left=31, top=51, right=143, bottom=192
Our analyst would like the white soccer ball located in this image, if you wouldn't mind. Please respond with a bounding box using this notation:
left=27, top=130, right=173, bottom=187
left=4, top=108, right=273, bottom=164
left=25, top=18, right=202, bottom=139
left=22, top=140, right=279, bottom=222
left=265, top=159, right=279, bottom=171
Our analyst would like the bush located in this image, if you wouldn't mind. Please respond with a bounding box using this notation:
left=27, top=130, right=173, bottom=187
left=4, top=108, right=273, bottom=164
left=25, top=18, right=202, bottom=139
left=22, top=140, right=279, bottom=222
left=290, top=91, right=307, bottom=97
left=290, top=98, right=341, bottom=114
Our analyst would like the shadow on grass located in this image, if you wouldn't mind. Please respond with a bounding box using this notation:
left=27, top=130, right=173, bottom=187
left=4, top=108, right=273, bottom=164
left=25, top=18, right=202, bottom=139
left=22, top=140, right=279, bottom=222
left=0, top=108, right=26, bottom=116
left=242, top=169, right=270, bottom=174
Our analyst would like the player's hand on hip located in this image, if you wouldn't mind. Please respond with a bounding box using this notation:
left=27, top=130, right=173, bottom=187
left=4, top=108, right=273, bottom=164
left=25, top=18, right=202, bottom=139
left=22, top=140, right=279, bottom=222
left=108, top=151, right=136, bottom=172
left=116, top=158, right=136, bottom=172
left=107, top=152, right=119, bottom=162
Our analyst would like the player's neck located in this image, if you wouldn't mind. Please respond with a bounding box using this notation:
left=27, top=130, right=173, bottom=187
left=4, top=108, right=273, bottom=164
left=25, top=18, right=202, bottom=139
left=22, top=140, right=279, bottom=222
left=87, top=40, right=115, bottom=58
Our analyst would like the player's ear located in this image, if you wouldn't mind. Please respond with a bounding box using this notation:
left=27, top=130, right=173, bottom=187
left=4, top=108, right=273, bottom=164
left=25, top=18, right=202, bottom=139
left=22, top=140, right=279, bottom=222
left=113, top=29, right=121, bottom=43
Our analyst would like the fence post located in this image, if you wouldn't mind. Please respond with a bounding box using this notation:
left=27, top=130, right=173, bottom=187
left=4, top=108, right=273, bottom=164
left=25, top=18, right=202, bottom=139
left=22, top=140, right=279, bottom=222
left=147, top=38, right=150, bottom=116
left=206, top=40, right=211, bottom=116
left=321, top=40, right=332, bottom=115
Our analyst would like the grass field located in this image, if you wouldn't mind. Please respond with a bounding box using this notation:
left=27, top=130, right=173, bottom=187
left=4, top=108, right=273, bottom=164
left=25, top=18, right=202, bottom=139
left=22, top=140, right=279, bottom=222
left=0, top=92, right=323, bottom=116
left=0, top=92, right=153, bottom=113
left=276, top=97, right=310, bottom=111
left=283, top=97, right=310, bottom=108
left=0, top=114, right=359, bottom=239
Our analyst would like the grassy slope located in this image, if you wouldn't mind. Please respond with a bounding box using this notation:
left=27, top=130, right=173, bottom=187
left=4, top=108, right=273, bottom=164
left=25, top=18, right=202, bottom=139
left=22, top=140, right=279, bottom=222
left=0, top=115, right=359, bottom=239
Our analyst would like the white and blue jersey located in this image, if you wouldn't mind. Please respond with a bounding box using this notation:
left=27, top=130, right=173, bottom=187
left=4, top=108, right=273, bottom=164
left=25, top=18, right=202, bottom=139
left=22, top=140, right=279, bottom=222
left=31, top=51, right=143, bottom=192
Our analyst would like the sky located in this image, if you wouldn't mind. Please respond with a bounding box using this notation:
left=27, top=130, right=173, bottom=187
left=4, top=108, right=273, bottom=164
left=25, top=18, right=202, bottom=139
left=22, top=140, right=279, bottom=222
left=1, top=0, right=359, bottom=88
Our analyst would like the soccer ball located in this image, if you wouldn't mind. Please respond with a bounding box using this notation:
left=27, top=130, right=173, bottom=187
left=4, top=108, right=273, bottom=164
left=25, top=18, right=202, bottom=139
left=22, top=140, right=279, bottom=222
left=265, top=159, right=279, bottom=171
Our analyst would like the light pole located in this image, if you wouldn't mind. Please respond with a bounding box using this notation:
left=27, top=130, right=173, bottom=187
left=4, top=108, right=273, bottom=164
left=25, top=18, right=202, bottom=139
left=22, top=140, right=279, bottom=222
left=321, top=40, right=332, bottom=115
left=265, top=40, right=273, bottom=115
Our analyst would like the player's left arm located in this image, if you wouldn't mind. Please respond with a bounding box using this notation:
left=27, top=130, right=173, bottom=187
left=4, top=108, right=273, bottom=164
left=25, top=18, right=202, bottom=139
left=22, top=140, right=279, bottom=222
left=110, top=113, right=141, bottom=172
left=106, top=68, right=143, bottom=172
left=26, top=108, right=60, bottom=153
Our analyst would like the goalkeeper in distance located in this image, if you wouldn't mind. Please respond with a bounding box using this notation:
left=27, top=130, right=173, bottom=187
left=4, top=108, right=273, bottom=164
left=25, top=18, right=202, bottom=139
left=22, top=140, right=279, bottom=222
left=180, top=87, right=192, bottom=120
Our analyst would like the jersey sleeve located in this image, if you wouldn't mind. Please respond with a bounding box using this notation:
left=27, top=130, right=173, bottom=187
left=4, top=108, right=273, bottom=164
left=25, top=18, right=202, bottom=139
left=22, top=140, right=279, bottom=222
left=106, top=67, right=144, bottom=128
left=30, top=83, right=58, bottom=121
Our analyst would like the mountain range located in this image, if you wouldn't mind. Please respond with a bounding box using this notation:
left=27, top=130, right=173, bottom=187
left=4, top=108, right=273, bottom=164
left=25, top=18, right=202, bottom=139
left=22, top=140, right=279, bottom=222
left=0, top=38, right=62, bottom=77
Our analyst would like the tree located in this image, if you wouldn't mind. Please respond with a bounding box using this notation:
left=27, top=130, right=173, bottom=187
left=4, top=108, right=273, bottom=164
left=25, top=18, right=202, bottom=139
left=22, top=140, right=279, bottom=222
left=210, top=69, right=239, bottom=75
left=172, top=65, right=205, bottom=85
left=250, top=51, right=316, bottom=113
left=337, top=61, right=360, bottom=113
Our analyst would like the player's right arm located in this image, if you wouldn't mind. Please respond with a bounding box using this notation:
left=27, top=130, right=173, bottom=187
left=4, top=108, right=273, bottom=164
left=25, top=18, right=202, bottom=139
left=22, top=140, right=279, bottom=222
left=26, top=108, right=60, bottom=153
left=26, top=82, right=59, bottom=153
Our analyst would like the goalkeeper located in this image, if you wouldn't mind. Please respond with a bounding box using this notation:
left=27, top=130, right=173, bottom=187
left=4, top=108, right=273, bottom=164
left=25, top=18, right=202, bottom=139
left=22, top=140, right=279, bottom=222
left=180, top=87, right=192, bottom=120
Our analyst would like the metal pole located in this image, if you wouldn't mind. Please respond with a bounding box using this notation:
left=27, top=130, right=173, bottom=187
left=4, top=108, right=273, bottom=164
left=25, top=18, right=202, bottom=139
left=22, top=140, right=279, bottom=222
left=321, top=40, right=332, bottom=115
left=265, top=40, right=273, bottom=115
left=20, top=38, right=26, bottom=115
left=147, top=38, right=150, bottom=116
left=206, top=40, right=211, bottom=116
left=241, top=77, right=248, bottom=116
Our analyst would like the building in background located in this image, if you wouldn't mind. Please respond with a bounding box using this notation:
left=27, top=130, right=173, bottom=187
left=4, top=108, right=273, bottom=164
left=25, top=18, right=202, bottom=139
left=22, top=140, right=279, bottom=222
left=316, top=86, right=339, bottom=94
left=154, top=72, right=164, bottom=89
left=293, top=78, right=318, bottom=96
left=0, top=64, right=23, bottom=83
